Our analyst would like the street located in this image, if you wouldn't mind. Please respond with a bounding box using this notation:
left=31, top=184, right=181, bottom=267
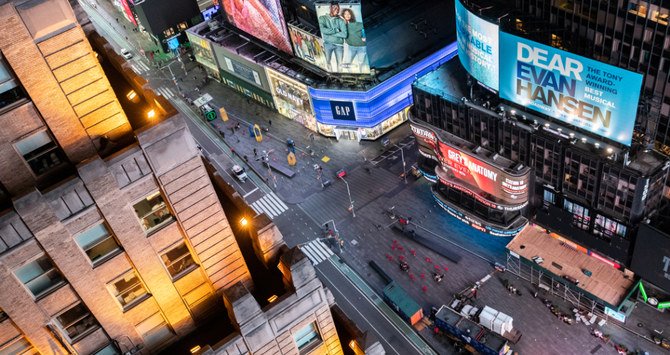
left=81, top=2, right=666, bottom=354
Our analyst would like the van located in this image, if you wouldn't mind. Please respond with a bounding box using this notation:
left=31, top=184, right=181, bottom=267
left=232, top=165, right=247, bottom=182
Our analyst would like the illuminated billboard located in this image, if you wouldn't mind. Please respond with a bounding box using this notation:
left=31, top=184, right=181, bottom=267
left=288, top=25, right=328, bottom=70
left=455, top=0, right=499, bottom=90
left=315, top=2, right=370, bottom=74
left=499, top=32, right=642, bottom=146
left=187, top=32, right=217, bottom=72
left=437, top=141, right=529, bottom=205
left=221, top=0, right=292, bottom=54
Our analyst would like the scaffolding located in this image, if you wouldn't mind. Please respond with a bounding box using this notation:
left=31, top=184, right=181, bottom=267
left=506, top=252, right=608, bottom=319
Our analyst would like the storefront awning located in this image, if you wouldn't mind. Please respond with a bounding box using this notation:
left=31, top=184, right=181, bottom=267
left=507, top=224, right=635, bottom=307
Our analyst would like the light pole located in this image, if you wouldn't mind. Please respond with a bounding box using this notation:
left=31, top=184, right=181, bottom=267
left=262, top=150, right=277, bottom=189
left=163, top=60, right=182, bottom=94
left=339, top=177, right=355, bottom=218
left=396, top=144, right=407, bottom=184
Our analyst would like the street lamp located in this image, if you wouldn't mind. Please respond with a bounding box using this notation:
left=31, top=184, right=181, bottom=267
left=162, top=60, right=183, bottom=94
left=339, top=177, right=355, bottom=218
left=396, top=144, right=407, bottom=184
left=239, top=217, right=248, bottom=227
left=146, top=109, right=156, bottom=119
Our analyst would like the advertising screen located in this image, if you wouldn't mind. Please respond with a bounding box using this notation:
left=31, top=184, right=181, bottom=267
left=315, top=2, right=370, bottom=74
left=631, top=224, right=670, bottom=292
left=455, top=0, right=499, bottom=90
left=288, top=25, right=328, bottom=70
left=187, top=33, right=218, bottom=71
left=266, top=68, right=316, bottom=130
left=221, top=0, right=292, bottom=53
left=437, top=141, right=529, bottom=204
left=499, top=32, right=643, bottom=146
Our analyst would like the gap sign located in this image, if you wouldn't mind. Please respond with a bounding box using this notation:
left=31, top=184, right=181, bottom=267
left=499, top=32, right=642, bottom=146
left=330, top=100, right=356, bottom=121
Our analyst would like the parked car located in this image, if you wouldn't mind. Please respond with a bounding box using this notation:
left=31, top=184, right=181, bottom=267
left=120, top=48, right=133, bottom=60
left=232, top=165, right=247, bottom=182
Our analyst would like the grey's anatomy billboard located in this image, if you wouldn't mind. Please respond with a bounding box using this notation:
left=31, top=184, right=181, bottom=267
left=315, top=2, right=370, bottom=74
left=499, top=32, right=643, bottom=146
left=455, top=0, right=499, bottom=90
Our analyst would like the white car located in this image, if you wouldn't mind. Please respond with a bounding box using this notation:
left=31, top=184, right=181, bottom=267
left=232, top=165, right=247, bottom=182
left=120, top=48, right=133, bottom=60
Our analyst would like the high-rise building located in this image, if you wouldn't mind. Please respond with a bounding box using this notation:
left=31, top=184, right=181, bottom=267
left=408, top=0, right=670, bottom=318
left=0, top=1, right=350, bottom=354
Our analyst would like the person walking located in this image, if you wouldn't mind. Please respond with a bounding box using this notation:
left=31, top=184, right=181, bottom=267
left=268, top=119, right=272, bottom=127
left=253, top=148, right=257, bottom=156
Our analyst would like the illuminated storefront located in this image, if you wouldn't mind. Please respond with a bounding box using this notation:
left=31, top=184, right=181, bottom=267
left=266, top=67, right=317, bottom=132
left=309, top=43, right=458, bottom=141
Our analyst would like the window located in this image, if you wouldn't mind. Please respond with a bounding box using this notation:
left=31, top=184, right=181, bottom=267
left=163, top=27, right=175, bottom=37
left=93, top=343, right=121, bottom=355
left=0, top=307, right=8, bottom=322
left=136, top=312, right=173, bottom=349
left=543, top=190, right=555, bottom=204
left=55, top=303, right=99, bottom=343
left=161, top=243, right=197, bottom=280
left=293, top=322, right=321, bottom=353
left=14, top=130, right=67, bottom=176
left=16, top=0, right=76, bottom=40
left=177, top=22, right=188, bottom=31
left=594, top=214, right=628, bottom=241
left=74, top=222, right=121, bottom=266
left=563, top=200, right=590, bottom=230
left=0, top=57, right=26, bottom=110
left=107, top=270, right=148, bottom=310
left=0, top=335, right=38, bottom=355
left=15, top=256, right=65, bottom=298
left=133, top=192, right=174, bottom=233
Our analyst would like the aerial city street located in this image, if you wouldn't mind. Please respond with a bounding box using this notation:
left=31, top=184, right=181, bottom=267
left=0, top=0, right=669, bottom=354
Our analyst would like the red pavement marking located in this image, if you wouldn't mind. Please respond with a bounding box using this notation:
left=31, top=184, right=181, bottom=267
left=425, top=257, right=432, bottom=263
left=398, top=255, right=405, bottom=261
left=422, top=285, right=428, bottom=293
left=410, top=249, right=416, bottom=256
left=443, top=266, right=449, bottom=271
left=420, top=273, right=425, bottom=280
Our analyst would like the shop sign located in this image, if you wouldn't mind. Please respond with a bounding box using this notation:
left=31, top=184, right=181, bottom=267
left=604, top=307, right=626, bottom=322
left=330, top=100, right=356, bottom=121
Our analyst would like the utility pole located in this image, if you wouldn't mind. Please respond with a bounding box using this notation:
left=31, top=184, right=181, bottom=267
left=339, top=177, right=355, bottom=218
left=396, top=144, right=407, bottom=184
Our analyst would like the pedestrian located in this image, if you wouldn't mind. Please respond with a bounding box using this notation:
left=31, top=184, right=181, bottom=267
left=310, top=133, right=314, bottom=141
left=235, top=122, right=240, bottom=130
left=219, top=130, right=225, bottom=138
left=244, top=155, right=248, bottom=162
left=231, top=147, right=235, bottom=155
left=268, top=119, right=272, bottom=126
left=253, top=148, right=257, bottom=156
left=193, top=76, right=197, bottom=81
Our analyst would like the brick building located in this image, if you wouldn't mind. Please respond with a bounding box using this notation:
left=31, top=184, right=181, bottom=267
left=0, top=0, right=350, bottom=354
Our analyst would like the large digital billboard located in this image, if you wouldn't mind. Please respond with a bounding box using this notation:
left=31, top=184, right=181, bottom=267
left=288, top=25, right=328, bottom=70
left=221, top=0, right=292, bottom=54
left=315, top=2, right=370, bottom=74
left=455, top=0, right=499, bottom=90
left=437, top=141, right=529, bottom=205
left=499, top=32, right=642, bottom=146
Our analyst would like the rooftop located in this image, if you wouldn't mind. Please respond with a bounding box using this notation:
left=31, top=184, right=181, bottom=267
left=413, top=56, right=468, bottom=102
left=507, top=224, right=636, bottom=307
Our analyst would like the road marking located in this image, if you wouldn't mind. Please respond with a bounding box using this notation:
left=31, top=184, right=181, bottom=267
left=242, top=187, right=259, bottom=198
left=300, top=240, right=334, bottom=265
left=250, top=193, right=288, bottom=219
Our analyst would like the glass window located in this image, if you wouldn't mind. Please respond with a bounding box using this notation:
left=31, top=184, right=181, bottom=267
left=0, top=57, right=27, bottom=111
left=543, top=190, right=555, bottom=204
left=133, top=192, right=174, bottom=233
left=15, top=256, right=65, bottom=298
left=16, top=0, right=76, bottom=40
left=0, top=336, right=38, bottom=355
left=177, top=22, right=188, bottom=31
left=93, top=343, right=121, bottom=355
left=107, top=271, right=148, bottom=310
left=55, top=303, right=99, bottom=343
left=563, top=200, right=590, bottom=230
left=14, top=130, right=67, bottom=176
left=594, top=214, right=628, bottom=241
left=75, top=223, right=121, bottom=265
left=161, top=243, right=197, bottom=280
left=293, top=322, right=321, bottom=352
left=136, top=312, right=173, bottom=349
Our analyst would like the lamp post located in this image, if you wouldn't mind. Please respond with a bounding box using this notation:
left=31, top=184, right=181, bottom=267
left=339, top=177, right=355, bottom=218
left=396, top=144, right=407, bottom=184
left=163, top=60, right=182, bottom=94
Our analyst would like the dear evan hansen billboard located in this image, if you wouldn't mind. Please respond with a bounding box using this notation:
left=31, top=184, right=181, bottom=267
left=456, top=0, right=499, bottom=90
left=499, top=32, right=642, bottom=146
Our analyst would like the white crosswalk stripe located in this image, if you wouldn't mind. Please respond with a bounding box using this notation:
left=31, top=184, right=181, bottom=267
left=130, top=63, right=141, bottom=74
left=300, top=240, right=334, bottom=265
left=137, top=61, right=150, bottom=72
left=250, top=193, right=288, bottom=219
left=157, top=87, right=174, bottom=99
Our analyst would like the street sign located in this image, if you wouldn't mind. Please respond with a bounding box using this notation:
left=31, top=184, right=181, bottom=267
left=205, top=110, right=217, bottom=121
left=193, top=93, right=213, bottom=107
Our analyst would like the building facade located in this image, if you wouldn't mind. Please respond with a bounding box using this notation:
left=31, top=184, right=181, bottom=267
left=185, top=0, right=458, bottom=141
left=408, top=0, right=670, bottom=315
left=0, top=1, right=351, bottom=354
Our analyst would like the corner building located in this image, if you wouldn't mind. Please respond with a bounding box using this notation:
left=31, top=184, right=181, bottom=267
left=0, top=0, right=315, bottom=353
left=410, top=0, right=670, bottom=318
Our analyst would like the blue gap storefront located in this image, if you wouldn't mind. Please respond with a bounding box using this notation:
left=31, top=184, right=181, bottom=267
left=309, top=42, right=458, bottom=141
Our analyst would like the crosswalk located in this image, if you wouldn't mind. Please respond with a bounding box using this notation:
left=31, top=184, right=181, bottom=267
left=129, top=60, right=151, bottom=75
left=300, top=240, right=334, bottom=265
left=156, top=87, right=176, bottom=99
left=249, top=192, right=288, bottom=219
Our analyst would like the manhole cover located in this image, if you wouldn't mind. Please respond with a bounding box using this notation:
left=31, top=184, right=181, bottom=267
left=637, top=322, right=644, bottom=327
